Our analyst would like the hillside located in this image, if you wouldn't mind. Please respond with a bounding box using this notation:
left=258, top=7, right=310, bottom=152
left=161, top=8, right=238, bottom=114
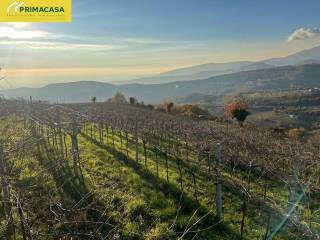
left=265, top=45, right=320, bottom=66
left=123, top=44, right=320, bottom=84
left=186, top=89, right=320, bottom=131
left=1, top=64, right=320, bottom=103
left=132, top=61, right=254, bottom=83
left=246, top=90, right=320, bottom=129
left=0, top=100, right=318, bottom=239
left=0, top=100, right=320, bottom=240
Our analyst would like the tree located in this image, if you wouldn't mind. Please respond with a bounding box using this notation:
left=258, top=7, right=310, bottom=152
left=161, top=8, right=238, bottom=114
left=163, top=100, right=174, bottom=113
left=91, top=96, right=97, bottom=104
left=110, top=91, right=127, bottom=103
left=129, top=97, right=137, bottom=105
left=146, top=104, right=154, bottom=110
left=167, top=102, right=174, bottom=113
left=224, top=101, right=250, bottom=127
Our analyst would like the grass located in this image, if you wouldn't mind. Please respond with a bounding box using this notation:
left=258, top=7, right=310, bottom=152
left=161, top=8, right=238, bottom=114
left=0, top=117, right=318, bottom=239
left=76, top=124, right=311, bottom=239
left=78, top=134, right=231, bottom=239
left=82, top=124, right=320, bottom=239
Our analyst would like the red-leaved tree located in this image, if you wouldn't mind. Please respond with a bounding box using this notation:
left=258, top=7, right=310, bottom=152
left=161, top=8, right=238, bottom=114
left=224, top=101, right=250, bottom=127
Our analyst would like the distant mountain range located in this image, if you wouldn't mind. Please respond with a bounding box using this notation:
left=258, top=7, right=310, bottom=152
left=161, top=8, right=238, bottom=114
left=126, top=44, right=320, bottom=84
left=128, top=61, right=274, bottom=84
left=1, top=44, right=320, bottom=103
left=265, top=45, right=320, bottom=66
left=1, top=64, right=320, bottom=103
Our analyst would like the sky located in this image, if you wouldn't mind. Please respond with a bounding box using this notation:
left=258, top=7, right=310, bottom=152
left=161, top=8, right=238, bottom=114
left=1, top=0, right=320, bottom=89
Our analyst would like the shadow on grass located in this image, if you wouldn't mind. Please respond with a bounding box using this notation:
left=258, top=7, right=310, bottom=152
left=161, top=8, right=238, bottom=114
left=82, top=133, right=240, bottom=239
left=35, top=137, right=116, bottom=238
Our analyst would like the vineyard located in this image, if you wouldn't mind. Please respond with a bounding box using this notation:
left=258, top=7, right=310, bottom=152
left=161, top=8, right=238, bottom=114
left=0, top=98, right=319, bottom=239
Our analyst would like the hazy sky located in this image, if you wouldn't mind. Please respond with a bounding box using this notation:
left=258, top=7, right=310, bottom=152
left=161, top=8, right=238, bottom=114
left=1, top=0, right=320, bottom=89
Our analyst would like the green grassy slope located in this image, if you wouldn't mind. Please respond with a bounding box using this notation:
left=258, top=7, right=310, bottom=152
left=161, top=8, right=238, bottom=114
left=1, top=114, right=319, bottom=239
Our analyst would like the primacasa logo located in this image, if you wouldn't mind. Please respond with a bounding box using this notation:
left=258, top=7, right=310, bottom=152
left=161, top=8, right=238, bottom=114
left=1, top=0, right=71, bottom=22
left=7, top=1, right=64, bottom=13
left=7, top=1, right=24, bottom=13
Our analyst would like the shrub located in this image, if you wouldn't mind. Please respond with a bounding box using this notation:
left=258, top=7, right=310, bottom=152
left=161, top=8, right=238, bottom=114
left=176, top=104, right=211, bottom=118
left=288, top=128, right=305, bottom=140
left=162, top=100, right=174, bottom=113
left=146, top=104, right=154, bottom=110
left=166, top=102, right=174, bottom=113
left=129, top=97, right=137, bottom=105
left=224, top=101, right=250, bottom=126
left=110, top=91, right=127, bottom=103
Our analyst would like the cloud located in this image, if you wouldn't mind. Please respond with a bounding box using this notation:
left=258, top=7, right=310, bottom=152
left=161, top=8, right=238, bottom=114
left=0, top=26, right=49, bottom=39
left=119, top=38, right=163, bottom=44
left=28, top=42, right=120, bottom=51
left=0, top=40, right=121, bottom=51
left=288, top=27, right=320, bottom=42
left=6, top=23, right=31, bottom=29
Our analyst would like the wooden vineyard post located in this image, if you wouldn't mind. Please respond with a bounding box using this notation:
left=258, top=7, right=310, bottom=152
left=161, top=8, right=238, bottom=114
left=135, top=118, right=139, bottom=162
left=17, top=194, right=33, bottom=240
left=215, top=143, right=223, bottom=222
left=208, top=150, right=212, bottom=174
left=111, top=127, right=115, bottom=146
left=26, top=96, right=33, bottom=128
left=106, top=125, right=109, bottom=144
left=175, top=143, right=183, bottom=191
left=119, top=131, right=123, bottom=152
left=71, top=118, right=82, bottom=179
left=99, top=123, right=103, bottom=143
left=53, top=127, right=58, bottom=150
left=165, top=150, right=169, bottom=182
left=93, top=122, right=97, bottom=140
left=176, top=157, right=183, bottom=191
left=264, top=172, right=268, bottom=201
left=125, top=131, right=129, bottom=158
left=63, top=133, right=68, bottom=158
left=0, top=144, right=11, bottom=217
left=154, top=146, right=159, bottom=177
left=57, top=110, right=65, bottom=165
left=101, top=124, right=104, bottom=143
left=0, top=144, right=15, bottom=236
left=191, top=171, right=198, bottom=203
left=143, top=139, right=147, bottom=168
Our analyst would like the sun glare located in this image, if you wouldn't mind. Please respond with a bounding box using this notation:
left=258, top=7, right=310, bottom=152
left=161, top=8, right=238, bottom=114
left=7, top=22, right=31, bottom=28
